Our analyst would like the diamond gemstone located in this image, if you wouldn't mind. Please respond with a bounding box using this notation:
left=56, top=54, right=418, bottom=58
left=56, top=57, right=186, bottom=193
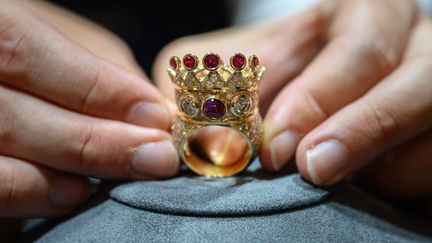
left=232, top=95, right=251, bottom=116
left=185, top=72, right=199, bottom=87
left=180, top=98, right=199, bottom=116
left=228, top=72, right=245, bottom=88
left=205, top=72, right=224, bottom=88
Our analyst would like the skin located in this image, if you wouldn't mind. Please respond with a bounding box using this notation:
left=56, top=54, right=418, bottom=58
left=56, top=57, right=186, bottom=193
left=154, top=0, right=432, bottom=207
left=0, top=0, right=179, bottom=222
left=0, top=0, right=431, bottom=230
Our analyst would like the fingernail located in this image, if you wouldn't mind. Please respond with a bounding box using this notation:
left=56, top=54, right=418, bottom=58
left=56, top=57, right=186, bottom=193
left=132, top=140, right=179, bottom=178
left=306, top=139, right=348, bottom=185
left=128, top=102, right=169, bottom=129
left=50, top=176, right=90, bottom=208
left=270, top=130, right=300, bottom=170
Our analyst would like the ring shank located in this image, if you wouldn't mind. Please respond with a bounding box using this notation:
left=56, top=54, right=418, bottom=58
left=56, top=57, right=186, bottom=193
left=181, top=126, right=253, bottom=177
left=172, top=114, right=262, bottom=177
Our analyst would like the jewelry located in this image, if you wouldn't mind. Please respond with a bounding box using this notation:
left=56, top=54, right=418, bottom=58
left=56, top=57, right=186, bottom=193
left=168, top=52, right=265, bottom=177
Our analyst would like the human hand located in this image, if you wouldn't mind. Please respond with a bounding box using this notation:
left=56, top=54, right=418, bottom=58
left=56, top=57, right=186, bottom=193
left=0, top=0, right=178, bottom=218
left=153, top=0, right=432, bottom=203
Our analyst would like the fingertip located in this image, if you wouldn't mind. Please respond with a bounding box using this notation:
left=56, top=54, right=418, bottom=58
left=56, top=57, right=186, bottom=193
left=0, top=157, right=91, bottom=218
left=0, top=219, right=25, bottom=236
left=297, top=139, right=348, bottom=186
left=165, top=99, right=177, bottom=125
left=128, top=101, right=171, bottom=130
left=131, top=140, right=180, bottom=178
left=50, top=174, right=91, bottom=209
left=260, top=124, right=275, bottom=171
left=295, top=143, right=313, bottom=184
left=260, top=123, right=300, bottom=172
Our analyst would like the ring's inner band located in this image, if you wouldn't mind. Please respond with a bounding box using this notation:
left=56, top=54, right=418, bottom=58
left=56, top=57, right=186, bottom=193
left=181, top=126, right=252, bottom=177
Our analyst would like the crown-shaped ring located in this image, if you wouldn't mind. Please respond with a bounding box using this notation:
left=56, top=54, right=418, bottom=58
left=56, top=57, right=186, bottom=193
left=170, top=53, right=264, bottom=177
left=168, top=53, right=265, bottom=122
left=168, top=53, right=265, bottom=90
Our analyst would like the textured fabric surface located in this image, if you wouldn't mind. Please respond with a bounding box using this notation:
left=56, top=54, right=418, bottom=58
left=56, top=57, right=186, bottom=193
left=110, top=165, right=329, bottom=216
left=34, top=161, right=432, bottom=242
left=37, top=197, right=432, bottom=242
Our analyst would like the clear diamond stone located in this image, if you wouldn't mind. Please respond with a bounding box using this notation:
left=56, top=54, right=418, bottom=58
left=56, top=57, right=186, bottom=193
left=232, top=95, right=251, bottom=116
left=228, top=72, right=245, bottom=88
left=205, top=72, right=224, bottom=88
left=205, top=80, right=214, bottom=88
left=185, top=72, right=199, bottom=87
left=180, top=98, right=199, bottom=117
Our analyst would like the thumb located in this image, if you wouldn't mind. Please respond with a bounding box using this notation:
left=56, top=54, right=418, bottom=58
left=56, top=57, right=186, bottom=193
left=295, top=18, right=432, bottom=186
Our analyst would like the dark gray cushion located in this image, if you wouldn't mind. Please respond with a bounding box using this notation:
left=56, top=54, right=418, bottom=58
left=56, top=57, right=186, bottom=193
left=35, top=160, right=432, bottom=242
left=109, top=162, right=329, bottom=216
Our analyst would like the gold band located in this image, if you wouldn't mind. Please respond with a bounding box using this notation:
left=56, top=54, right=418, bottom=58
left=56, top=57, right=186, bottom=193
left=172, top=112, right=262, bottom=177
left=169, top=53, right=264, bottom=177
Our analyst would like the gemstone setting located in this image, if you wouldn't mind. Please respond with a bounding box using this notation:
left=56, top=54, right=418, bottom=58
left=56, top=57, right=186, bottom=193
left=231, top=53, right=246, bottom=70
left=231, top=95, right=252, bottom=116
left=250, top=55, right=259, bottom=68
left=203, top=53, right=220, bottom=71
left=228, top=72, right=246, bottom=88
left=183, top=54, right=198, bottom=70
left=180, top=97, right=199, bottom=117
left=169, top=56, right=179, bottom=70
left=202, top=97, right=226, bottom=119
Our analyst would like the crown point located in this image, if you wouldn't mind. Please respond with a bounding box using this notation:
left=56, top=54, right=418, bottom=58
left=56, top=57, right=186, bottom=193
left=170, top=56, right=179, bottom=70
left=250, top=55, right=259, bottom=68
left=203, top=53, right=220, bottom=71
left=183, top=54, right=198, bottom=70
left=231, top=53, right=246, bottom=70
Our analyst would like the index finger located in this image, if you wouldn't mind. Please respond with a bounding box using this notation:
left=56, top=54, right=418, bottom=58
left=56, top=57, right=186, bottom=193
left=0, top=2, right=171, bottom=130
left=260, top=0, right=417, bottom=171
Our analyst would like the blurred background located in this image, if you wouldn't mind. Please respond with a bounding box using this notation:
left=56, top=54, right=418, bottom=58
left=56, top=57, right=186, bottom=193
left=48, top=1, right=231, bottom=74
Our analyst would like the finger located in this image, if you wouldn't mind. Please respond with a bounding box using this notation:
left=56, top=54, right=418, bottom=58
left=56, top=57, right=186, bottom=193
left=0, top=84, right=179, bottom=179
left=153, top=6, right=328, bottom=162
left=0, top=156, right=90, bottom=218
left=261, top=0, right=417, bottom=171
left=19, top=0, right=145, bottom=77
left=0, top=219, right=24, bottom=236
left=153, top=4, right=326, bottom=110
left=296, top=18, right=432, bottom=186
left=0, top=2, right=170, bottom=130
left=359, top=129, right=432, bottom=198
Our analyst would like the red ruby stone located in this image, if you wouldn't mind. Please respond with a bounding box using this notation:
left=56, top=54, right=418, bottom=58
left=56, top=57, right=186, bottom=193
left=252, top=56, right=259, bottom=67
left=203, top=98, right=226, bottom=119
left=183, top=55, right=197, bottom=70
left=204, top=54, right=219, bottom=70
left=232, top=54, right=245, bottom=70
left=169, top=57, right=177, bottom=69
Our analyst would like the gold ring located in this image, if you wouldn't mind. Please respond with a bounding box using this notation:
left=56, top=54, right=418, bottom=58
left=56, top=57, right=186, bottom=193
left=168, top=52, right=265, bottom=177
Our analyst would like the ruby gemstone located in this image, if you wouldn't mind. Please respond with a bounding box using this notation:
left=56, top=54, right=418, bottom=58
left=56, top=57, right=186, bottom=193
left=252, top=55, right=259, bottom=67
left=203, top=98, right=226, bottom=119
left=203, top=54, right=219, bottom=70
left=169, top=57, right=177, bottom=69
left=183, top=55, right=197, bottom=70
left=232, top=54, right=245, bottom=70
